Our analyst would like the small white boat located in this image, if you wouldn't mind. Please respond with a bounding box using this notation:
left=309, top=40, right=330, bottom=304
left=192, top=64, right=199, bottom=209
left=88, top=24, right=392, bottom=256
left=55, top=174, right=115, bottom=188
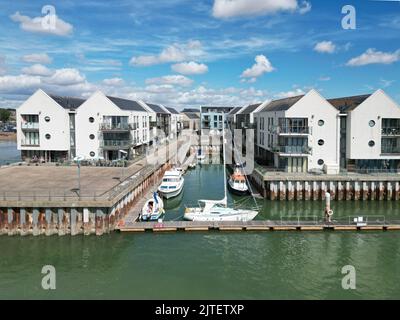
left=141, top=192, right=164, bottom=221
left=158, top=169, right=185, bottom=199
left=189, top=162, right=196, bottom=169
left=228, top=167, right=249, bottom=196
left=196, top=149, right=206, bottom=161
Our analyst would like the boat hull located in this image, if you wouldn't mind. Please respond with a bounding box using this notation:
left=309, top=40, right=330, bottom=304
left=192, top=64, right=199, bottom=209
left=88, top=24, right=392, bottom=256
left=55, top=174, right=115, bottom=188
left=183, top=208, right=258, bottom=222
left=227, top=179, right=249, bottom=196
left=158, top=182, right=184, bottom=199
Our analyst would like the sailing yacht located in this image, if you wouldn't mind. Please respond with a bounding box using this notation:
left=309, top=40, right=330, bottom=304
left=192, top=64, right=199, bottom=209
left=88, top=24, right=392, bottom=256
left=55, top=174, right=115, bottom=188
left=158, top=169, right=185, bottom=199
left=184, top=121, right=259, bottom=222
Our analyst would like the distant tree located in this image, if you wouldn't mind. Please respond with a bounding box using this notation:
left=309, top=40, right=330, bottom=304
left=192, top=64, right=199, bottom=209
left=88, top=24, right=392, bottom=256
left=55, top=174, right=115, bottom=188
left=0, top=109, right=11, bottom=123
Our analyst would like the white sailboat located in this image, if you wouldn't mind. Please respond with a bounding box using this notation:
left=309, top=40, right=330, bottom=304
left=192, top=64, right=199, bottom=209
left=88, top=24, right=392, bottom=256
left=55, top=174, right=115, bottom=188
left=184, top=122, right=259, bottom=222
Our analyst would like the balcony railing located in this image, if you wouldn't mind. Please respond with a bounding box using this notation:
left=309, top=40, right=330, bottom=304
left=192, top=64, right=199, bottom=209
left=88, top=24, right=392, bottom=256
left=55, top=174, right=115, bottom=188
left=100, top=123, right=130, bottom=131
left=381, top=146, right=400, bottom=154
left=382, top=128, right=400, bottom=136
left=101, top=140, right=131, bottom=148
left=21, top=122, right=39, bottom=130
left=277, top=126, right=311, bottom=135
left=21, top=139, right=40, bottom=147
left=274, top=146, right=311, bottom=155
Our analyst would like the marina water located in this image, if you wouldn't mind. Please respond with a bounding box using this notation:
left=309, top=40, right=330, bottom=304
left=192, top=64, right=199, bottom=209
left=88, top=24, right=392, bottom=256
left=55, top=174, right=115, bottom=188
left=1, top=144, right=400, bottom=299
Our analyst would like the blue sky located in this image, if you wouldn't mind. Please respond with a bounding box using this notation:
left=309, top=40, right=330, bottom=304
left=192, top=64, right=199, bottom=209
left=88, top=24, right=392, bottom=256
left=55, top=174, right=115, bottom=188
left=0, top=0, right=399, bottom=109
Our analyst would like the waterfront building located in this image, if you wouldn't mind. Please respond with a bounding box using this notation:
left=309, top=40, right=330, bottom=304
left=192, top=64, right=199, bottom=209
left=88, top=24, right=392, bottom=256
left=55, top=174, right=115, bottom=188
left=181, top=112, right=200, bottom=132
left=17, top=89, right=85, bottom=162
left=16, top=89, right=176, bottom=162
left=200, top=106, right=234, bottom=134
left=226, top=106, right=245, bottom=131
left=165, top=107, right=182, bottom=138
left=328, top=89, right=400, bottom=172
left=75, top=91, right=150, bottom=161
left=254, top=89, right=340, bottom=173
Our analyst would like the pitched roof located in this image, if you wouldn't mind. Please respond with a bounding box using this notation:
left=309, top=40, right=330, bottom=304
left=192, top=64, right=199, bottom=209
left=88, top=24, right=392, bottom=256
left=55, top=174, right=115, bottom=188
left=228, top=106, right=243, bottom=115
left=262, top=95, right=304, bottom=112
left=239, top=103, right=262, bottom=114
left=328, top=94, right=371, bottom=113
left=182, top=108, right=199, bottom=113
left=184, top=113, right=199, bottom=119
left=106, top=96, right=146, bottom=112
left=50, top=95, right=85, bottom=110
left=146, top=103, right=169, bottom=114
left=166, top=107, right=179, bottom=114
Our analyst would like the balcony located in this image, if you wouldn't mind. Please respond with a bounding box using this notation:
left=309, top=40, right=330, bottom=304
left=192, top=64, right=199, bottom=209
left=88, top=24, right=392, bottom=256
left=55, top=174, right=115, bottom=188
left=21, top=122, right=39, bottom=130
left=277, top=126, right=311, bottom=135
left=21, top=139, right=40, bottom=147
left=382, top=127, right=400, bottom=136
left=101, top=140, right=131, bottom=149
left=381, top=146, right=400, bottom=155
left=274, top=145, right=311, bottom=156
left=100, top=123, right=130, bottom=131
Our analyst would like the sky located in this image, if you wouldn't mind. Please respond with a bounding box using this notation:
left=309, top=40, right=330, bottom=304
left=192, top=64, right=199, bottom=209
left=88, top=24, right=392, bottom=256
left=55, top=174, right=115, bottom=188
left=0, top=0, right=399, bottom=110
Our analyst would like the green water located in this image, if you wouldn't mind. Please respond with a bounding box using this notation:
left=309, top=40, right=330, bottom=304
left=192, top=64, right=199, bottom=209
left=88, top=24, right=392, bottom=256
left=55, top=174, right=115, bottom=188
left=1, top=164, right=400, bottom=299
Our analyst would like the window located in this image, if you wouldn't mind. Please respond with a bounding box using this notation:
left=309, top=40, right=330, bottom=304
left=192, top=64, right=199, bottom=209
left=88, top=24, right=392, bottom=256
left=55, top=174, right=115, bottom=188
left=45, top=134, right=51, bottom=140
left=44, top=116, right=50, bottom=122
left=89, top=134, right=95, bottom=140
left=318, top=139, right=325, bottom=146
left=89, top=117, right=95, bottom=123
left=90, top=151, right=95, bottom=157
left=368, top=140, right=375, bottom=147
left=318, top=120, right=325, bottom=126
left=318, top=159, right=324, bottom=165
left=369, top=120, right=376, bottom=127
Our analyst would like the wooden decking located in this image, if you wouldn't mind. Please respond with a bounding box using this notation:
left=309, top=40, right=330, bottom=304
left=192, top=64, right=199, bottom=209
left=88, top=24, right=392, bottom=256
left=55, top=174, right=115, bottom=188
left=116, top=219, right=400, bottom=233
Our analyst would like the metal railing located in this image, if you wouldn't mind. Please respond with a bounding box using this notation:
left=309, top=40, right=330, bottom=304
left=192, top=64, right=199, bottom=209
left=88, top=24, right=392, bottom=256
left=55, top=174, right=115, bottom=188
left=382, top=127, right=400, bottom=136
left=277, top=126, right=311, bottom=134
left=381, top=146, right=400, bottom=154
left=21, top=122, right=39, bottom=130
left=100, top=140, right=131, bottom=148
left=20, top=139, right=40, bottom=146
left=99, top=123, right=130, bottom=131
left=274, top=145, right=311, bottom=154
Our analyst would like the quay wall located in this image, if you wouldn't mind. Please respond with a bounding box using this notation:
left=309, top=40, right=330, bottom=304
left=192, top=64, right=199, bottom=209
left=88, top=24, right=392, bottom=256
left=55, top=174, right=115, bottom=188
left=0, top=163, right=170, bottom=236
left=249, top=171, right=400, bottom=201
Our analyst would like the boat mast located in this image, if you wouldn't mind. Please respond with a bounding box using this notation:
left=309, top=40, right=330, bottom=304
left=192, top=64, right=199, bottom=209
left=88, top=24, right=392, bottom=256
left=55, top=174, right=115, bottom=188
left=222, top=113, right=227, bottom=206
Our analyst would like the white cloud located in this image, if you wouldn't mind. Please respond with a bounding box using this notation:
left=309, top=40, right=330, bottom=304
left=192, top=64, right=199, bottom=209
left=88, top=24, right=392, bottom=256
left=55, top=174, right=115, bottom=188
left=241, top=55, right=275, bottom=80
left=44, top=68, right=85, bottom=86
left=171, top=61, right=208, bottom=75
left=298, top=1, right=312, bottom=14
left=212, top=0, right=305, bottom=19
left=10, top=11, right=73, bottom=36
left=314, top=41, right=336, bottom=54
left=346, top=48, right=400, bottom=67
left=0, top=56, right=6, bottom=75
left=102, top=78, right=125, bottom=87
left=21, top=53, right=52, bottom=64
left=145, top=75, right=193, bottom=87
left=130, top=40, right=204, bottom=66
left=22, top=64, right=53, bottom=77
left=274, top=88, right=305, bottom=99
left=380, top=79, right=395, bottom=88
left=0, top=75, right=42, bottom=94
left=318, top=76, right=331, bottom=81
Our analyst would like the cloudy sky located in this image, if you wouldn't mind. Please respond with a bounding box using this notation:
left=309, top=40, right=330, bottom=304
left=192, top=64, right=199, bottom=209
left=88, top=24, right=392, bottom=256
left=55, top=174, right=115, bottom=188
left=0, top=0, right=399, bottom=109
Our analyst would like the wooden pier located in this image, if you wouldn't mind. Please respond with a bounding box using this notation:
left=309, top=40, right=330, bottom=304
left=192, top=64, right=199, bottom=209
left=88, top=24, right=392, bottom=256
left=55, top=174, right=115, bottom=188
left=117, top=219, right=400, bottom=233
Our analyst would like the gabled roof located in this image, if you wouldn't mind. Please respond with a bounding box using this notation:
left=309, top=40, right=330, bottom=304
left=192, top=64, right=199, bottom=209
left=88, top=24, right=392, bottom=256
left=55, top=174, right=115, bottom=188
left=262, top=95, right=304, bottom=112
left=106, top=96, right=146, bottom=112
left=239, top=103, right=262, bottom=114
left=327, top=94, right=372, bottom=113
left=184, top=113, right=199, bottom=119
left=166, top=107, right=179, bottom=114
left=182, top=108, right=199, bottom=113
left=228, top=106, right=243, bottom=115
left=49, top=95, right=86, bottom=110
left=146, top=103, right=169, bottom=114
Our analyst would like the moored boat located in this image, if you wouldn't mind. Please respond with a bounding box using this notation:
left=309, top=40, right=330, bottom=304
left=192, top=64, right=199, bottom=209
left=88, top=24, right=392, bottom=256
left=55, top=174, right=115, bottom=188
left=141, top=192, right=164, bottom=221
left=158, top=169, right=185, bottom=199
left=227, top=167, right=249, bottom=196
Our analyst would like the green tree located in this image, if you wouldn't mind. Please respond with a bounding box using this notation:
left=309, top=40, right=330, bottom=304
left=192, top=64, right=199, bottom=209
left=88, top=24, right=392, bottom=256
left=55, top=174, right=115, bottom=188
left=0, top=109, right=11, bottom=123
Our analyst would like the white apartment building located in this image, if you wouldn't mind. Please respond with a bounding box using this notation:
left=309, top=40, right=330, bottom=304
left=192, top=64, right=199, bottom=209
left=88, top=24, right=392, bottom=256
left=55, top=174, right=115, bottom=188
left=16, top=89, right=176, bottom=162
left=255, top=89, right=340, bottom=173
left=17, top=89, right=85, bottom=162
left=255, top=89, right=400, bottom=174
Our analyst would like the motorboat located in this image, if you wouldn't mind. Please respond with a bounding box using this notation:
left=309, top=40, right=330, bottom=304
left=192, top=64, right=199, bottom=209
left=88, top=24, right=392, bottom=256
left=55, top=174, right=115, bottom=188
left=184, top=119, right=259, bottom=222
left=158, top=169, right=185, bottom=199
left=141, top=192, right=164, bottom=221
left=228, top=167, right=249, bottom=196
